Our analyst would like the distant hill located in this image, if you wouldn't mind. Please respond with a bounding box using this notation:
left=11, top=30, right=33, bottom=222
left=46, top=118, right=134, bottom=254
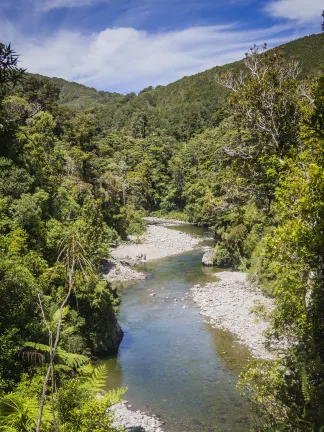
left=27, top=74, right=122, bottom=110
left=30, top=32, right=324, bottom=140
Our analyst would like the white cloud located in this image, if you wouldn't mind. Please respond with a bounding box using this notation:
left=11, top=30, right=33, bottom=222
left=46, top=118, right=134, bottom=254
left=0, top=22, right=303, bottom=93
left=34, top=0, right=107, bottom=11
left=265, top=0, right=323, bottom=22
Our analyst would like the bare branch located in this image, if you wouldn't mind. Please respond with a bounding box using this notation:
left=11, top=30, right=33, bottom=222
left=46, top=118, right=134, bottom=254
left=215, top=69, right=246, bottom=92
left=298, top=82, right=315, bottom=104
left=223, top=146, right=253, bottom=159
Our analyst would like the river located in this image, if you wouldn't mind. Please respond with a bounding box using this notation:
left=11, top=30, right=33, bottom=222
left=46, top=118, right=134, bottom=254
left=103, top=225, right=253, bottom=432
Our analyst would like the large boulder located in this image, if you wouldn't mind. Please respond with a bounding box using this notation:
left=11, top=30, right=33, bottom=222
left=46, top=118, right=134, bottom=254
left=202, top=249, right=216, bottom=266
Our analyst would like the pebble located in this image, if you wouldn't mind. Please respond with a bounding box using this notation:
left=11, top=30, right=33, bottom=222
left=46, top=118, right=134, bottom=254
left=110, top=224, right=200, bottom=271
left=190, top=271, right=276, bottom=359
left=110, top=402, right=165, bottom=432
left=102, top=259, right=146, bottom=283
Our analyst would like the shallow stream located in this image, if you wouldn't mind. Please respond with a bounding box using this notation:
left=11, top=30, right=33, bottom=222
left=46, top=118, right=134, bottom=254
left=103, top=225, right=253, bottom=432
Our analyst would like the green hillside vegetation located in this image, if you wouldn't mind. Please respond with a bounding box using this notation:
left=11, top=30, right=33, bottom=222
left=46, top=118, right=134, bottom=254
left=1, top=30, right=324, bottom=431
left=28, top=73, right=122, bottom=109
left=32, top=33, right=324, bottom=141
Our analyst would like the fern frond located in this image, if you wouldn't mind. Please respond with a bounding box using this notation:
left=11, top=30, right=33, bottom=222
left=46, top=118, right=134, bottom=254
left=0, top=395, right=38, bottom=431
left=24, top=342, right=51, bottom=353
left=54, top=364, right=72, bottom=372
left=23, top=342, right=89, bottom=369
left=78, top=363, right=94, bottom=376
left=106, top=387, right=128, bottom=405
left=61, top=326, right=75, bottom=337
left=84, top=364, right=107, bottom=392
left=51, top=306, right=69, bottom=327
left=301, top=363, right=310, bottom=404
left=57, top=348, right=89, bottom=368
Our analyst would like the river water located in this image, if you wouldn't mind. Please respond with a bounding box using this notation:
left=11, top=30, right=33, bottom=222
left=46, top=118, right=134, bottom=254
left=103, top=225, right=253, bottom=432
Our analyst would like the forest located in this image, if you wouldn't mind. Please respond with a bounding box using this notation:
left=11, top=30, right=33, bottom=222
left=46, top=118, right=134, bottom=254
left=0, top=28, right=324, bottom=431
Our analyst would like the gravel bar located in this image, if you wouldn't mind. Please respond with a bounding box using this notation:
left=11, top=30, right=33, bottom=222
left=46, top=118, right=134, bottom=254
left=191, top=271, right=274, bottom=359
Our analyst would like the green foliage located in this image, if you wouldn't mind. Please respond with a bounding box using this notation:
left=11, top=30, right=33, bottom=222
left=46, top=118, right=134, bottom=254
left=0, top=42, right=130, bottom=430
left=238, top=75, right=324, bottom=431
left=0, top=367, right=125, bottom=432
left=55, top=365, right=126, bottom=432
left=82, top=364, right=108, bottom=392
left=0, top=43, right=25, bottom=89
left=23, top=342, right=89, bottom=369
left=1, top=33, right=324, bottom=432
left=0, top=393, right=44, bottom=432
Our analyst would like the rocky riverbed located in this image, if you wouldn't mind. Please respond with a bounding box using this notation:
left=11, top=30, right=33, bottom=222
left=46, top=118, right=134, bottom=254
left=102, top=259, right=147, bottom=284
left=103, top=222, right=200, bottom=283
left=111, top=402, right=164, bottom=432
left=143, top=216, right=191, bottom=226
left=191, top=271, right=274, bottom=359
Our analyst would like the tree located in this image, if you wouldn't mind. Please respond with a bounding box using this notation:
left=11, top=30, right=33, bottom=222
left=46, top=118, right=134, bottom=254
left=239, top=74, right=324, bottom=432
left=0, top=42, right=25, bottom=91
left=216, top=45, right=301, bottom=207
left=22, top=76, right=60, bottom=113
left=0, top=43, right=26, bottom=158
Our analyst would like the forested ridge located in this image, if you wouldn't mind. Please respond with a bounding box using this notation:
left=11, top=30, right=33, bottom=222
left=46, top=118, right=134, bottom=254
left=32, top=33, right=324, bottom=141
left=0, top=29, right=324, bottom=431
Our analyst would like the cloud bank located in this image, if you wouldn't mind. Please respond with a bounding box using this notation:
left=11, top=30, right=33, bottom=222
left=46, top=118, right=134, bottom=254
left=266, top=0, right=323, bottom=22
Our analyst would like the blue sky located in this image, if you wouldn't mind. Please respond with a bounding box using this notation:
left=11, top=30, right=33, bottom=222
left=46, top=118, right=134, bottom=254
left=0, top=0, right=322, bottom=93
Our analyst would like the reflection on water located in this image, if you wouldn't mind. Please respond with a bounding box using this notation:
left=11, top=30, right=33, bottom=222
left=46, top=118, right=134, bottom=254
left=102, top=226, right=253, bottom=432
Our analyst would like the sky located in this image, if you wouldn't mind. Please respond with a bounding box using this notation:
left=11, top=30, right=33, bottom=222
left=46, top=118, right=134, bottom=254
left=0, top=0, right=322, bottom=93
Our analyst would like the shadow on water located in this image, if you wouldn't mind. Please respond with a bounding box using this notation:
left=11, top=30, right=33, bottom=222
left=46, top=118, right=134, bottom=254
left=101, top=225, right=253, bottom=432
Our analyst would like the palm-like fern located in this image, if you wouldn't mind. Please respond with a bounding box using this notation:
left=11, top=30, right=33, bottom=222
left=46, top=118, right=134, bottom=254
left=36, top=226, right=96, bottom=432
left=0, top=395, right=40, bottom=432
left=23, top=342, right=89, bottom=370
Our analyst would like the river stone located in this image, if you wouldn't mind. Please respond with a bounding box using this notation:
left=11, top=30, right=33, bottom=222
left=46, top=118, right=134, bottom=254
left=202, top=249, right=216, bottom=266
left=110, top=402, right=165, bottom=432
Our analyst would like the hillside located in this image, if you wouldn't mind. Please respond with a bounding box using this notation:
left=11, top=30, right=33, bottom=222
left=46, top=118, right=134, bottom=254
left=31, top=32, right=324, bottom=140
left=27, top=73, right=123, bottom=110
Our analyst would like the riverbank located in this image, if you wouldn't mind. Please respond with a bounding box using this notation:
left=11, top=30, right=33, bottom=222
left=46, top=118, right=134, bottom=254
left=113, top=225, right=200, bottom=263
left=191, top=271, right=274, bottom=359
left=111, top=402, right=164, bottom=432
left=143, top=216, right=191, bottom=226
left=103, top=222, right=200, bottom=283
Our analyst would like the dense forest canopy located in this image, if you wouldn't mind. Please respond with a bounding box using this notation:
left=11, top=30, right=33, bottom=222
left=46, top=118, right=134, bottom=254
left=0, top=29, right=324, bottom=431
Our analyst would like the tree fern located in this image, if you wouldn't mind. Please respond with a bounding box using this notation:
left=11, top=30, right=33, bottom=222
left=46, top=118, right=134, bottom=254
left=24, top=342, right=51, bottom=353
left=23, top=342, right=89, bottom=369
left=56, top=347, right=88, bottom=369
